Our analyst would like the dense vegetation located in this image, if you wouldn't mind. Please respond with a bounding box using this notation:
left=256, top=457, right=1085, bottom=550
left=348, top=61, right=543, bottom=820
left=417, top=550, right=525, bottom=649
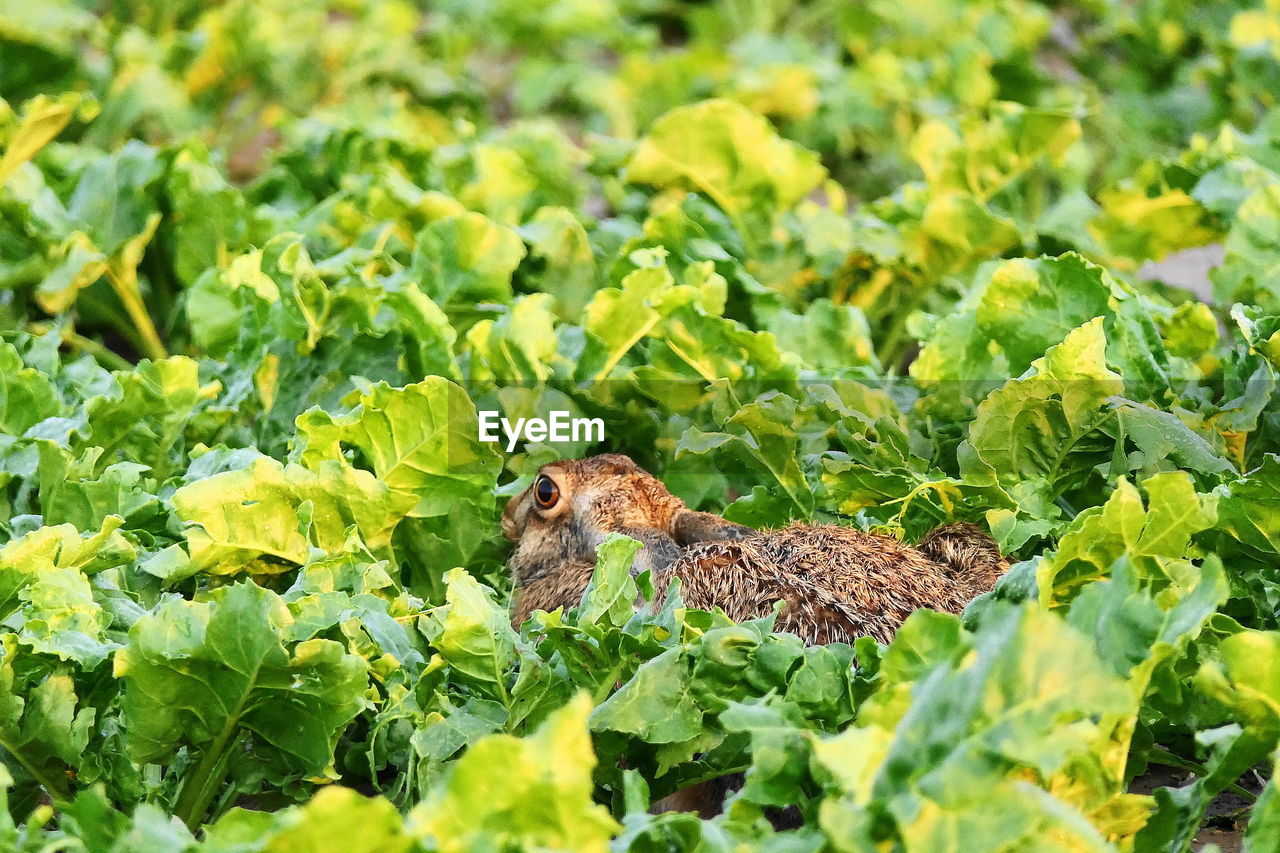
left=3, top=0, right=1280, bottom=849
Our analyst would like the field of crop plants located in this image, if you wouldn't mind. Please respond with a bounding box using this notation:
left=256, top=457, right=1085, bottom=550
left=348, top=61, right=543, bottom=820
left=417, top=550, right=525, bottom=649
left=4, top=0, right=1280, bottom=850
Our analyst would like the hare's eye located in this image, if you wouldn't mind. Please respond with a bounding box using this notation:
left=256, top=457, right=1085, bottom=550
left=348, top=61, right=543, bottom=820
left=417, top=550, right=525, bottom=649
left=534, top=475, right=560, bottom=509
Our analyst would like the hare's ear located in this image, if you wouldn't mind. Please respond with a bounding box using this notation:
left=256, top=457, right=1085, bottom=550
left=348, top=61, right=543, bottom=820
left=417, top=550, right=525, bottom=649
left=672, top=510, right=751, bottom=546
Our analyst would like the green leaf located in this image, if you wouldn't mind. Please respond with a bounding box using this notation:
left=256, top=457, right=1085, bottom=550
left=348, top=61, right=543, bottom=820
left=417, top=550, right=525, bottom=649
left=965, top=318, right=1124, bottom=507
left=1213, top=184, right=1280, bottom=311
left=590, top=648, right=703, bottom=743
left=115, top=582, right=367, bottom=819
left=411, top=212, right=526, bottom=310
left=0, top=93, right=83, bottom=188
left=1091, top=185, right=1216, bottom=267
left=627, top=99, right=825, bottom=244
left=1068, top=554, right=1227, bottom=688
left=891, top=780, right=1118, bottom=853
left=65, top=141, right=164, bottom=257
left=1246, top=751, right=1280, bottom=851
left=975, top=255, right=1115, bottom=375
left=412, top=693, right=619, bottom=853
left=0, top=517, right=132, bottom=665
left=823, top=604, right=1136, bottom=849
left=423, top=568, right=519, bottom=694
left=81, top=356, right=218, bottom=477
left=205, top=787, right=413, bottom=853
left=171, top=455, right=417, bottom=574
left=465, top=293, right=560, bottom=383
left=165, top=143, right=264, bottom=289
left=643, top=302, right=799, bottom=388
left=917, top=254, right=1174, bottom=392
left=911, top=106, right=1081, bottom=201
left=0, top=516, right=134, bottom=592
left=577, top=534, right=643, bottom=630
left=675, top=388, right=814, bottom=520
left=919, top=191, right=1021, bottom=264
left=765, top=299, right=880, bottom=372
left=186, top=241, right=327, bottom=359
left=1160, top=301, right=1220, bottom=360
left=1110, top=400, right=1236, bottom=482
left=10, top=562, right=115, bottom=666
left=582, top=263, right=679, bottom=381
left=36, top=443, right=162, bottom=531
left=293, top=378, right=501, bottom=520
left=0, top=635, right=94, bottom=801
left=1232, top=303, right=1280, bottom=368
left=1217, top=454, right=1280, bottom=557
left=0, top=341, right=61, bottom=437
left=518, top=205, right=599, bottom=318
left=1038, top=473, right=1216, bottom=605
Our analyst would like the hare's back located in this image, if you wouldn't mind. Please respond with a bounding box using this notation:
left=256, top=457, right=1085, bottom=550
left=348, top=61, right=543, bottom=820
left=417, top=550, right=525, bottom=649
left=761, top=524, right=981, bottom=613
left=755, top=524, right=935, bottom=574
left=661, top=523, right=982, bottom=643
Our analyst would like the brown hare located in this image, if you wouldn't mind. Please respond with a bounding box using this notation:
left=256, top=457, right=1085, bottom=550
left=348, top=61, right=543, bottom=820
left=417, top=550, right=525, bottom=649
left=502, top=454, right=1008, bottom=644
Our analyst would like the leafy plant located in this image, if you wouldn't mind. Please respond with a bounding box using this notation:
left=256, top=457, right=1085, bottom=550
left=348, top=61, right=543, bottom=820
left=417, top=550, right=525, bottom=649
left=3, top=0, right=1280, bottom=849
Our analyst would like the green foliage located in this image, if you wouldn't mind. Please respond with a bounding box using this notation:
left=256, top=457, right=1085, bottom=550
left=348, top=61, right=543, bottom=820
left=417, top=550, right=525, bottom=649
left=3, top=0, right=1280, bottom=849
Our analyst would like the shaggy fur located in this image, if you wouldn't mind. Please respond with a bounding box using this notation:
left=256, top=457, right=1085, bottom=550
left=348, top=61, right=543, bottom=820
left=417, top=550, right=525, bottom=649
left=503, top=454, right=1009, bottom=642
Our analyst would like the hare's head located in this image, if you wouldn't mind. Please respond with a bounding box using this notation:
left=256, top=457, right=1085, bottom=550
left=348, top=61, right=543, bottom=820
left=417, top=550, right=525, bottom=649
left=502, top=454, right=749, bottom=583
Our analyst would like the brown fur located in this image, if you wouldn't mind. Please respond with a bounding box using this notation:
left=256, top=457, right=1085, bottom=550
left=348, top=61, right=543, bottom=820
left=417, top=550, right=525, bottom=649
left=503, top=454, right=1009, bottom=642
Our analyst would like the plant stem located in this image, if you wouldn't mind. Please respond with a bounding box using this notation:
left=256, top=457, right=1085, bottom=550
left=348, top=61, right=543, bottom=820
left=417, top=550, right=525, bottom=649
left=174, top=727, right=243, bottom=831
left=592, top=659, right=628, bottom=705
left=174, top=676, right=258, bottom=831
left=677, top=763, right=752, bottom=789
left=876, top=281, right=926, bottom=370
left=594, top=314, right=662, bottom=381
left=492, top=656, right=511, bottom=710
left=106, top=269, right=168, bottom=361
left=27, top=322, right=133, bottom=371
left=1148, top=746, right=1259, bottom=802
